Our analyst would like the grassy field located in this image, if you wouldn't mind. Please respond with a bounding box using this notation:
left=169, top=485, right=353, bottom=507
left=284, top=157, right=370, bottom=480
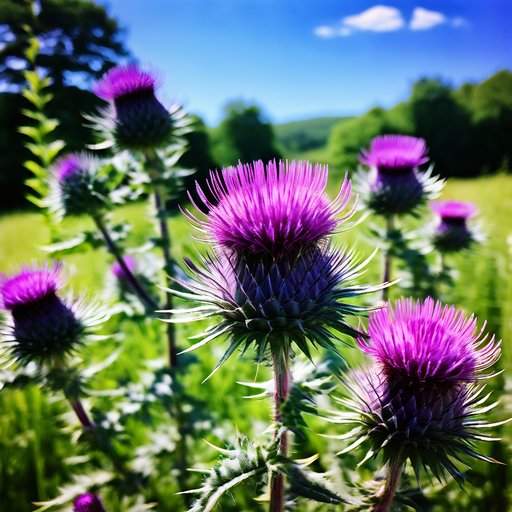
left=0, top=173, right=511, bottom=510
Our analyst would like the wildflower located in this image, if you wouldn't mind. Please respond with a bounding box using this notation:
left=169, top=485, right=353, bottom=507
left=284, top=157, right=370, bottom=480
left=357, top=135, right=443, bottom=216
left=73, top=492, right=106, bottom=512
left=431, top=200, right=479, bottom=252
left=0, top=265, right=105, bottom=365
left=93, top=65, right=172, bottom=149
left=51, top=153, right=109, bottom=217
left=185, top=160, right=354, bottom=258
left=333, top=298, right=504, bottom=483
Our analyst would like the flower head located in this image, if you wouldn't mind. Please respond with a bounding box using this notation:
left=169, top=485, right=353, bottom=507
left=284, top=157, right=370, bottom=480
left=331, top=299, right=505, bottom=483
left=93, top=65, right=173, bottom=150
left=356, top=135, right=443, bottom=216
left=336, top=364, right=504, bottom=481
left=360, top=135, right=429, bottom=171
left=186, top=160, right=354, bottom=258
left=51, top=153, right=109, bottom=217
left=111, top=255, right=137, bottom=281
left=0, top=265, right=106, bottom=365
left=358, top=298, right=500, bottom=383
left=168, top=245, right=383, bottom=371
left=73, top=492, right=105, bottom=512
left=431, top=200, right=479, bottom=253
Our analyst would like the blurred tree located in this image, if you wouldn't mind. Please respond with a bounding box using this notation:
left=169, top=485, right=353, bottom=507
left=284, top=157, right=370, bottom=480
left=409, top=78, right=474, bottom=177
left=212, top=100, right=281, bottom=166
left=0, top=0, right=129, bottom=210
left=466, top=70, right=512, bottom=173
left=0, top=0, right=128, bottom=88
left=178, top=114, right=218, bottom=206
left=328, top=107, right=398, bottom=172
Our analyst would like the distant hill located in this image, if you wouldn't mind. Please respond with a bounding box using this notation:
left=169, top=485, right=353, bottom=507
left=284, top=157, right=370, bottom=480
left=274, top=116, right=351, bottom=156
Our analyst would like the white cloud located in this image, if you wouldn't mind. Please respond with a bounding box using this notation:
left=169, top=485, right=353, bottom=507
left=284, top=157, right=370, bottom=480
left=343, top=5, right=405, bottom=32
left=410, top=7, right=446, bottom=30
left=314, top=5, right=467, bottom=39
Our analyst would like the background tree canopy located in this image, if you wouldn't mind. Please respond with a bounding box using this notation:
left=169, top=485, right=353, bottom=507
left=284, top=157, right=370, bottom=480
left=328, top=70, right=512, bottom=178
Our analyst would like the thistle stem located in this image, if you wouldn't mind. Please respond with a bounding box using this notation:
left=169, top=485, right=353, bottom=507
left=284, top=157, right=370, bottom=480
left=152, top=185, right=178, bottom=368
left=381, top=215, right=395, bottom=301
left=68, top=397, right=95, bottom=430
left=373, top=459, right=403, bottom=512
left=270, top=345, right=291, bottom=512
left=93, top=215, right=158, bottom=311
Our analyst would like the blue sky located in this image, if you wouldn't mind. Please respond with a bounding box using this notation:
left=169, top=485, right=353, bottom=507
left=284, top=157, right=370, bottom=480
left=100, top=0, right=511, bottom=124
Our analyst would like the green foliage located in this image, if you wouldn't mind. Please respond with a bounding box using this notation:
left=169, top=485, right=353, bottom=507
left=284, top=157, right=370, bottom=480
left=0, top=0, right=128, bottom=87
left=328, top=70, right=512, bottom=178
left=212, top=100, right=281, bottom=166
left=274, top=116, right=349, bottom=155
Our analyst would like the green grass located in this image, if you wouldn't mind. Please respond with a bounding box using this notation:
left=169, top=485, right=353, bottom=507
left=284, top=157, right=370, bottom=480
left=1, top=175, right=511, bottom=511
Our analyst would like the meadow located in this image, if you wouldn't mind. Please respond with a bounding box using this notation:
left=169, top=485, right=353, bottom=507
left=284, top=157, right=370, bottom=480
left=1, top=170, right=511, bottom=511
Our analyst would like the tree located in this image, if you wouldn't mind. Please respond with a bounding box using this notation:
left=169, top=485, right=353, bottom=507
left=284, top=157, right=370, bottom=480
left=409, top=78, right=474, bottom=178
left=0, top=0, right=128, bottom=88
left=328, top=107, right=398, bottom=173
left=212, top=100, right=281, bottom=166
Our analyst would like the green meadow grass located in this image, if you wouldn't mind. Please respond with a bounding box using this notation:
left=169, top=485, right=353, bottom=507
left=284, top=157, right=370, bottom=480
left=0, top=174, right=511, bottom=510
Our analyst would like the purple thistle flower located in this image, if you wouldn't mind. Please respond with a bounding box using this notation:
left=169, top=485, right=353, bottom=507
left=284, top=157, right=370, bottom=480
left=51, top=153, right=109, bottom=217
left=111, top=255, right=137, bottom=281
left=360, top=135, right=429, bottom=171
left=93, top=65, right=157, bottom=101
left=167, top=245, right=384, bottom=370
left=356, top=135, right=443, bottom=216
left=358, top=298, right=500, bottom=383
left=334, top=363, right=505, bottom=483
left=431, top=200, right=479, bottom=253
left=0, top=265, right=106, bottom=365
left=185, top=160, right=354, bottom=258
left=55, top=154, right=84, bottom=183
left=93, top=65, right=172, bottom=149
left=73, top=492, right=106, bottom=512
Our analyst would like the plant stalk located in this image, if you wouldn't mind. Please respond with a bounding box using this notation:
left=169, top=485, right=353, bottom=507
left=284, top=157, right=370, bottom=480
left=93, top=215, right=158, bottom=311
left=269, top=345, right=291, bottom=512
left=381, top=215, right=395, bottom=301
left=68, top=397, right=95, bottom=430
left=152, top=185, right=178, bottom=368
left=372, top=459, right=403, bottom=512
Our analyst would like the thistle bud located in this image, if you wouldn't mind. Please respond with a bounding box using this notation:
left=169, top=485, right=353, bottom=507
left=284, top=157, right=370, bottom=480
left=356, top=135, right=443, bottom=216
left=52, top=153, right=109, bottom=217
left=94, top=65, right=172, bottom=150
left=0, top=265, right=105, bottom=365
left=431, top=200, right=479, bottom=253
left=73, top=492, right=106, bottom=512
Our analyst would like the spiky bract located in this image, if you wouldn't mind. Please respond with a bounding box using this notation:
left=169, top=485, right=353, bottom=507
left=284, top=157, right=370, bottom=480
left=93, top=65, right=173, bottom=150
left=0, top=265, right=107, bottom=366
left=356, top=135, right=443, bottom=216
left=185, top=160, right=355, bottom=257
left=166, top=245, right=383, bottom=370
left=73, top=492, right=106, bottom=512
left=359, top=298, right=500, bottom=383
left=50, top=153, right=109, bottom=217
left=431, top=200, right=479, bottom=253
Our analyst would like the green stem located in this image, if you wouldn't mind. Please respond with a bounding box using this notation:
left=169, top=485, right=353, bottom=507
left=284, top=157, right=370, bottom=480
left=372, top=459, right=403, bottom=512
left=93, top=214, right=158, bottom=311
left=382, top=215, right=395, bottom=301
left=152, top=186, right=178, bottom=368
left=269, top=345, right=291, bottom=512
